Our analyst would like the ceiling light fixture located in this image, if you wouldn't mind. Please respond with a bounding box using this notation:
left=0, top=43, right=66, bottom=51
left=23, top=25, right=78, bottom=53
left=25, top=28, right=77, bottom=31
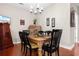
left=29, top=4, right=44, bottom=15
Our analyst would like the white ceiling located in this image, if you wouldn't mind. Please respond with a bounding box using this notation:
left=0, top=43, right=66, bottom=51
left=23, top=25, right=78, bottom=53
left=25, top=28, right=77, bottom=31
left=0, top=3, right=53, bottom=11
left=0, top=3, right=55, bottom=12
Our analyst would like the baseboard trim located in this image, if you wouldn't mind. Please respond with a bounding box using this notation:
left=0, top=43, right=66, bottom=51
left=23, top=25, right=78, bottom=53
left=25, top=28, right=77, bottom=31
left=13, top=42, right=21, bottom=44
left=60, top=44, right=74, bottom=50
left=76, top=41, right=79, bottom=43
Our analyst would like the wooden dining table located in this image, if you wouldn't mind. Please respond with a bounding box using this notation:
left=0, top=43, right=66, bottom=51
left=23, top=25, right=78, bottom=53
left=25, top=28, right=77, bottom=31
left=28, top=35, right=51, bottom=56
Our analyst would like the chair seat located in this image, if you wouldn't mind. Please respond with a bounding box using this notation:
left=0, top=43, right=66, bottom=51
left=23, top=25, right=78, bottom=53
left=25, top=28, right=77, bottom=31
left=26, top=42, right=38, bottom=49
left=42, top=43, right=50, bottom=51
left=30, top=42, right=38, bottom=49
left=42, top=44, right=56, bottom=52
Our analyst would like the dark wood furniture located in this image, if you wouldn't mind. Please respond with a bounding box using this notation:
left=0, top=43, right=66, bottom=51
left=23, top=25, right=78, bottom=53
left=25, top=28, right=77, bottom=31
left=38, top=31, right=45, bottom=36
left=44, top=31, right=52, bottom=36
left=19, top=31, right=25, bottom=52
left=22, top=32, right=38, bottom=56
left=19, top=30, right=30, bottom=52
left=28, top=34, right=51, bottom=56
left=0, top=23, right=14, bottom=50
left=42, top=29, right=62, bottom=56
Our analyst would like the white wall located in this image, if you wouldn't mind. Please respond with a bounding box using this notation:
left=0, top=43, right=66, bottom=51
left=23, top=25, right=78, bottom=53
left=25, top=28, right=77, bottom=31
left=70, top=4, right=79, bottom=44
left=0, top=4, right=35, bottom=44
left=77, top=7, right=79, bottom=42
left=37, top=3, right=74, bottom=49
left=70, top=4, right=77, bottom=44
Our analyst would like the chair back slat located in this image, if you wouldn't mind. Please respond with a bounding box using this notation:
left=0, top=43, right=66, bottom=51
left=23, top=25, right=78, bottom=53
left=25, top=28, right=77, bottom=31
left=22, top=32, right=31, bottom=47
left=38, top=31, right=44, bottom=36
left=45, top=31, right=52, bottom=36
left=51, top=29, right=62, bottom=48
left=19, top=31, right=24, bottom=43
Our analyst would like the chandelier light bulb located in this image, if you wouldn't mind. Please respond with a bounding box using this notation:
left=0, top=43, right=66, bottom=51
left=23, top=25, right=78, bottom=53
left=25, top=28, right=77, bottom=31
left=29, top=4, right=44, bottom=14
left=41, top=7, right=44, bottom=11
left=39, top=10, right=42, bottom=14
left=30, top=9, right=33, bottom=13
left=34, top=11, right=37, bottom=14
left=39, top=10, right=41, bottom=12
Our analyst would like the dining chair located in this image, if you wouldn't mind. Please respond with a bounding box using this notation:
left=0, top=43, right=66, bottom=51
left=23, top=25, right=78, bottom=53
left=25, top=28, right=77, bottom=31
left=23, top=30, right=30, bottom=34
left=44, top=31, right=52, bottom=36
left=22, top=32, right=38, bottom=56
left=42, top=29, right=62, bottom=56
left=19, top=31, right=25, bottom=52
left=38, top=31, right=45, bottom=36
left=43, top=30, right=52, bottom=46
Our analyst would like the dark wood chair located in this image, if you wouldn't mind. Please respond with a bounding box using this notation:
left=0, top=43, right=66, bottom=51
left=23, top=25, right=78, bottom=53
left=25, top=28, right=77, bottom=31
left=38, top=31, right=45, bottom=36
left=19, top=31, right=25, bottom=52
left=22, top=32, right=38, bottom=56
left=44, top=31, right=52, bottom=36
left=42, top=29, right=62, bottom=56
left=43, top=31, right=52, bottom=46
left=23, top=30, right=30, bottom=34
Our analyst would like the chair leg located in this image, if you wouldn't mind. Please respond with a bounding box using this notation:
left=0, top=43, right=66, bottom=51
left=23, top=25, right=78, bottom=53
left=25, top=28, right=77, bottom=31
left=21, top=43, right=24, bottom=51
left=47, top=52, right=50, bottom=56
left=21, top=44, right=23, bottom=51
left=57, top=49, right=59, bottom=56
left=25, top=48, right=27, bottom=56
left=30, top=49, right=32, bottom=56
left=24, top=44, right=26, bottom=52
left=42, top=50, right=45, bottom=56
left=49, top=52, right=52, bottom=56
left=43, top=51, right=45, bottom=56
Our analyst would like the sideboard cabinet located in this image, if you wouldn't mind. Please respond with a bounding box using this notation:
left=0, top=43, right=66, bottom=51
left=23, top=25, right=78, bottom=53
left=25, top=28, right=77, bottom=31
left=0, top=23, right=14, bottom=50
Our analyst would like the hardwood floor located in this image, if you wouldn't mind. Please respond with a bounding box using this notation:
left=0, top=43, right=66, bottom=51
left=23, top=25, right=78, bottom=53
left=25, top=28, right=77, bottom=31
left=59, top=47, right=73, bottom=56
left=0, top=44, right=73, bottom=56
left=0, top=44, right=38, bottom=56
left=74, top=43, right=79, bottom=56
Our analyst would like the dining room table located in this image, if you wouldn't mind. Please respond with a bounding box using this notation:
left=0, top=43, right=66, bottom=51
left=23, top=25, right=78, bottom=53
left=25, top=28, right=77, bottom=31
left=28, top=34, right=51, bottom=56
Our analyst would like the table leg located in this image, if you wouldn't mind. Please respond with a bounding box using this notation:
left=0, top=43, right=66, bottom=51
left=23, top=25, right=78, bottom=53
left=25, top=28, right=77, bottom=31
left=37, top=41, right=43, bottom=56
left=38, top=47, right=42, bottom=56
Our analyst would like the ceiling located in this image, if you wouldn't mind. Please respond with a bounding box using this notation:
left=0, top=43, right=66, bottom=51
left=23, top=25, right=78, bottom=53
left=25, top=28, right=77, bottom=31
left=14, top=3, right=52, bottom=9
left=0, top=3, right=53, bottom=12
left=0, top=3, right=55, bottom=12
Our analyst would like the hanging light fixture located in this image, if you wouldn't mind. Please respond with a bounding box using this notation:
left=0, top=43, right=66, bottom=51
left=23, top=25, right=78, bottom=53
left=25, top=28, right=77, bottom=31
left=29, top=4, right=44, bottom=14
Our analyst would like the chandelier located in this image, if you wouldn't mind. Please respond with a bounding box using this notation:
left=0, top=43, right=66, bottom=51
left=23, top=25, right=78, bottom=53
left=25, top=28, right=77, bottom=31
left=29, top=4, right=44, bottom=14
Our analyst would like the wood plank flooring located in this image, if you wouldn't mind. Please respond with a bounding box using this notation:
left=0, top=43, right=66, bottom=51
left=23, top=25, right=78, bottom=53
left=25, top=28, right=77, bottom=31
left=0, top=44, right=38, bottom=56
left=0, top=44, right=73, bottom=56
left=74, top=43, right=79, bottom=56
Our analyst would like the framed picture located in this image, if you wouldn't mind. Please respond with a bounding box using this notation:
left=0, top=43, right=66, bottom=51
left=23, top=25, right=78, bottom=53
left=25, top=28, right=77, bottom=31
left=51, top=18, right=55, bottom=27
left=20, top=19, right=25, bottom=25
left=46, top=18, right=50, bottom=26
left=70, top=10, right=75, bottom=27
